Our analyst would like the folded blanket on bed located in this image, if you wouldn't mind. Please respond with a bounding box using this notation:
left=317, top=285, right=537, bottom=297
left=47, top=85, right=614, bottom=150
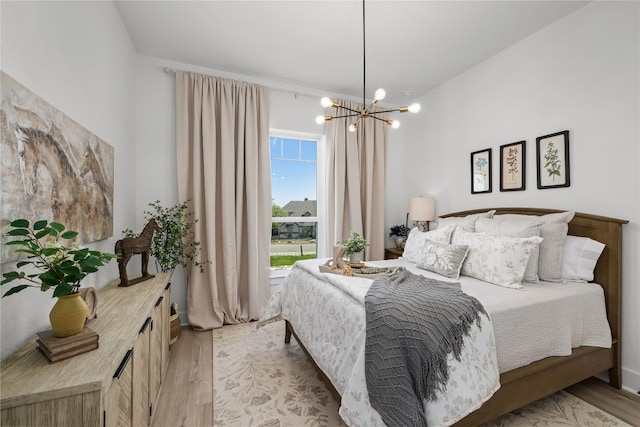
left=365, top=269, right=488, bottom=427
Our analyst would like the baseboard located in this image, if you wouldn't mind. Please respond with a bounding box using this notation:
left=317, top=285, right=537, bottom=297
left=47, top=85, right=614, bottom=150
left=597, top=367, right=640, bottom=394
left=178, top=311, right=188, bottom=326
left=622, top=367, right=640, bottom=394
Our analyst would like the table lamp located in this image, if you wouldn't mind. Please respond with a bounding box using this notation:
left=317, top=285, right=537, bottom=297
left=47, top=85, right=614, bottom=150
left=408, top=197, right=435, bottom=232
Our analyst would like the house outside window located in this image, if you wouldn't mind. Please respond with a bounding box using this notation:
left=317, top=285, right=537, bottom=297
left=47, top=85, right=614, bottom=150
left=270, top=131, right=324, bottom=273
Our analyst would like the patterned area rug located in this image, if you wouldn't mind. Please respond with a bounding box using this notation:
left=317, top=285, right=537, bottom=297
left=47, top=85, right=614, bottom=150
left=213, top=321, right=630, bottom=427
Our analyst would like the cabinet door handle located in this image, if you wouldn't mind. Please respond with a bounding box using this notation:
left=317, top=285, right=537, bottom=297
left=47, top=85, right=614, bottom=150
left=113, top=349, right=133, bottom=379
left=155, top=295, right=164, bottom=307
left=165, top=282, right=171, bottom=290
left=139, top=316, right=152, bottom=334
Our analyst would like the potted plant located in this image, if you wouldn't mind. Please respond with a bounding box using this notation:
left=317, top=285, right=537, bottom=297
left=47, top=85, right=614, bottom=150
left=341, top=231, right=369, bottom=263
left=389, top=224, right=409, bottom=248
left=1, top=219, right=117, bottom=337
left=123, top=200, right=207, bottom=274
left=123, top=200, right=208, bottom=344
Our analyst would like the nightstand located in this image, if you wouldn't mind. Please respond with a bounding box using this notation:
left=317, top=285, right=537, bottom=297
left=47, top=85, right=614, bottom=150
left=384, top=247, right=404, bottom=260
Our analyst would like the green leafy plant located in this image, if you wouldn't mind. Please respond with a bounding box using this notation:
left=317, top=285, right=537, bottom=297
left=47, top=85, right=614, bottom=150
left=341, top=231, right=369, bottom=257
left=1, top=219, right=117, bottom=298
left=123, top=200, right=208, bottom=273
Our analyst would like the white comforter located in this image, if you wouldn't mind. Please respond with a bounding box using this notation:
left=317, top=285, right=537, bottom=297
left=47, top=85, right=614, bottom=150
left=260, top=258, right=612, bottom=426
left=260, top=259, right=501, bottom=426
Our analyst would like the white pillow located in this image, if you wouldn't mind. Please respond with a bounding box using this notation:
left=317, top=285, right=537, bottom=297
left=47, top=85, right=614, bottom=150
left=493, top=211, right=575, bottom=282
left=415, top=240, right=469, bottom=279
left=452, top=228, right=543, bottom=290
left=562, top=236, right=605, bottom=282
left=435, top=210, right=496, bottom=232
left=401, top=224, right=455, bottom=263
left=475, top=218, right=543, bottom=282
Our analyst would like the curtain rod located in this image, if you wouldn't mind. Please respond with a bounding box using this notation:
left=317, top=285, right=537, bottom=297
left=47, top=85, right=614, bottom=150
left=161, top=65, right=354, bottom=102
left=162, top=67, right=312, bottom=98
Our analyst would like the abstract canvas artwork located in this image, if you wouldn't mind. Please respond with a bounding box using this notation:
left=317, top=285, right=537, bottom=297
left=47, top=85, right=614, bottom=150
left=1, top=72, right=114, bottom=262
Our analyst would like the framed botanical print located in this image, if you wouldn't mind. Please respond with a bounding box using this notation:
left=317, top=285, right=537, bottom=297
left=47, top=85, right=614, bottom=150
left=471, top=148, right=492, bottom=194
left=536, top=130, right=570, bottom=189
left=500, top=140, right=526, bottom=191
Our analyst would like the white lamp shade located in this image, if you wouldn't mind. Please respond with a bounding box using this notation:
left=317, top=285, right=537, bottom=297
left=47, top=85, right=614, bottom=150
left=408, top=197, right=435, bottom=221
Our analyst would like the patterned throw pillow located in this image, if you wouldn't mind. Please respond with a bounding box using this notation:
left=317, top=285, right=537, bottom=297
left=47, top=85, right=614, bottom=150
left=415, top=240, right=469, bottom=279
left=401, top=224, right=455, bottom=263
left=493, top=211, right=575, bottom=282
left=475, top=218, right=543, bottom=282
left=452, top=228, right=543, bottom=289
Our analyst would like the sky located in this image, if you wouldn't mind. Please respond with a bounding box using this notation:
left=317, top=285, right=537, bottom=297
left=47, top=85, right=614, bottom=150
left=270, top=136, right=317, bottom=208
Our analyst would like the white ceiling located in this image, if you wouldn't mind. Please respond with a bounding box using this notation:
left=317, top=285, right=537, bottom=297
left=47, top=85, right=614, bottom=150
left=115, top=0, right=588, bottom=106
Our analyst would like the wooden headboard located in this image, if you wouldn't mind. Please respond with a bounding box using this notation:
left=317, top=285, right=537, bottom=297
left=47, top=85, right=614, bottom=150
left=439, top=207, right=628, bottom=386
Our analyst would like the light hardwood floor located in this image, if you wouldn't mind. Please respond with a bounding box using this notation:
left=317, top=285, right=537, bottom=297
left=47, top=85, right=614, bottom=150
left=153, top=327, right=213, bottom=427
left=566, top=376, right=640, bottom=426
left=152, top=326, right=640, bottom=427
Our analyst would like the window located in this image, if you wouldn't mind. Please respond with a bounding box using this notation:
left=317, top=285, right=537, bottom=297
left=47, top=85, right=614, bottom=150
left=270, top=131, right=322, bottom=271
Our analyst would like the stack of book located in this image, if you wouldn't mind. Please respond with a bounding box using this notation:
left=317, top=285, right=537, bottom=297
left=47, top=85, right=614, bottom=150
left=36, top=328, right=99, bottom=363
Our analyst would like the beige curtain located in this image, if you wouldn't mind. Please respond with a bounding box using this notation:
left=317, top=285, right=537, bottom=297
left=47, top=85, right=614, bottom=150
left=175, top=72, right=271, bottom=330
left=326, top=99, right=386, bottom=261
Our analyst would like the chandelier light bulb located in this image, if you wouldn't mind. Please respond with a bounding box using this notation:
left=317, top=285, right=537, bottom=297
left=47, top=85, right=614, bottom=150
left=374, top=88, right=386, bottom=101
left=316, top=115, right=326, bottom=124
left=349, top=123, right=358, bottom=132
left=391, top=120, right=400, bottom=129
left=408, top=103, right=421, bottom=113
left=320, top=97, right=333, bottom=108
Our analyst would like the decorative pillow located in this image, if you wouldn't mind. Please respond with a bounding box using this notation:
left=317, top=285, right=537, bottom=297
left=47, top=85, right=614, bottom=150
left=401, top=224, right=455, bottom=263
left=435, top=210, right=496, bottom=232
left=493, top=211, right=575, bottom=282
left=561, top=236, right=605, bottom=282
left=452, top=228, right=543, bottom=289
left=415, top=240, right=469, bottom=279
left=475, top=218, right=543, bottom=282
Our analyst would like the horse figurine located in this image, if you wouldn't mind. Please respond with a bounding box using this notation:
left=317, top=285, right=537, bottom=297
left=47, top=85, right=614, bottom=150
left=115, top=219, right=160, bottom=287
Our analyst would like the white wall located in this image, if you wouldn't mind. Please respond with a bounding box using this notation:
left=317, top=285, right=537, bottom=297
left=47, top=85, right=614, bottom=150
left=402, top=1, right=640, bottom=392
left=0, top=1, right=138, bottom=358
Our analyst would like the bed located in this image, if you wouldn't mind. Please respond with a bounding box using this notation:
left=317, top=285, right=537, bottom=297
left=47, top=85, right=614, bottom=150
left=260, top=207, right=627, bottom=426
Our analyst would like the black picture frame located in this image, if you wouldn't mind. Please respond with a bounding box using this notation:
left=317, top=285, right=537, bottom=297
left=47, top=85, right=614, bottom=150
left=471, top=148, right=492, bottom=194
left=536, top=130, right=570, bottom=189
left=500, top=140, right=526, bottom=192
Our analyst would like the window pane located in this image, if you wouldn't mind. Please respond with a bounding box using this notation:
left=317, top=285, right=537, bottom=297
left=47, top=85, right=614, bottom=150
left=283, top=138, right=299, bottom=159
left=301, top=141, right=317, bottom=161
left=270, top=136, right=282, bottom=158
left=270, top=222, right=317, bottom=269
left=271, top=159, right=316, bottom=207
left=271, top=135, right=318, bottom=270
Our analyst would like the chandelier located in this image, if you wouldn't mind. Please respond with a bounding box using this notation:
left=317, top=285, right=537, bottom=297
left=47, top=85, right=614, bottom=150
left=315, top=0, right=420, bottom=132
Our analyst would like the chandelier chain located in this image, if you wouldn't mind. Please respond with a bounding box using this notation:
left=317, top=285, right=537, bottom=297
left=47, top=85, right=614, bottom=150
left=362, top=0, right=366, bottom=108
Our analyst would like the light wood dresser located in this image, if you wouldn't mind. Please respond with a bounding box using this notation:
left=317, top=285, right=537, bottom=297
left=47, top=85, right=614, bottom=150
left=1, top=273, right=172, bottom=427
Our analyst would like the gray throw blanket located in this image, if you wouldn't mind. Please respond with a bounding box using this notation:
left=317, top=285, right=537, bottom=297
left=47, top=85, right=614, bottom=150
left=365, top=269, right=488, bottom=427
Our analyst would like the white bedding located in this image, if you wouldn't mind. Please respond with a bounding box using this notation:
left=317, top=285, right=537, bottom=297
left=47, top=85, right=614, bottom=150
left=259, top=258, right=612, bottom=426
